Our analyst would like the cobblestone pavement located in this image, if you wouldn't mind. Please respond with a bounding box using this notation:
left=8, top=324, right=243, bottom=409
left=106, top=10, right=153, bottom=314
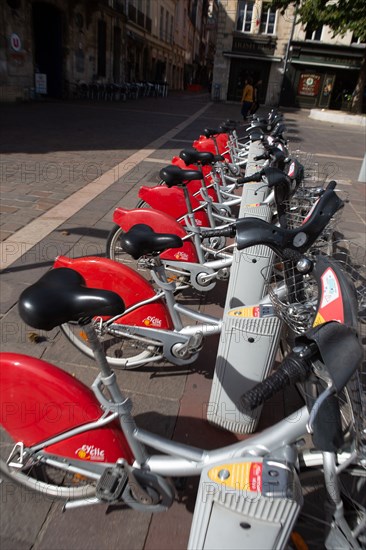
left=0, top=94, right=365, bottom=550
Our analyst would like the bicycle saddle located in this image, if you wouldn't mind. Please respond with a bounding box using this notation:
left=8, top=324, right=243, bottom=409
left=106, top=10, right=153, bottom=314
left=202, top=127, right=221, bottom=138
left=159, top=165, right=203, bottom=187
left=219, top=120, right=237, bottom=132
left=120, top=224, right=183, bottom=259
left=179, top=148, right=223, bottom=166
left=18, top=268, right=125, bottom=331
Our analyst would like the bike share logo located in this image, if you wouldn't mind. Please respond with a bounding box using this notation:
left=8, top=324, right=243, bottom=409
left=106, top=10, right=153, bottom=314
left=75, top=444, right=105, bottom=461
left=143, top=315, right=162, bottom=327
left=174, top=251, right=189, bottom=261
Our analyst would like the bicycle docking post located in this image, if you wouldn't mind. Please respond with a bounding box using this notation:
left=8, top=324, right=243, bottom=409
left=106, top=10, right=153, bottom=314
left=208, top=141, right=282, bottom=434
left=188, top=457, right=302, bottom=550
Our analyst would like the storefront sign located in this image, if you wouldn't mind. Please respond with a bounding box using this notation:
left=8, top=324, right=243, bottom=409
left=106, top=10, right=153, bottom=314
left=299, top=54, right=361, bottom=68
left=232, top=37, right=276, bottom=56
left=35, top=73, right=47, bottom=94
left=297, top=73, right=321, bottom=97
left=10, top=33, right=22, bottom=52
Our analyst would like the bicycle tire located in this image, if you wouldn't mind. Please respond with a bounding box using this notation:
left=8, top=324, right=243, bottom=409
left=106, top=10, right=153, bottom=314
left=0, top=426, right=97, bottom=500
left=294, top=464, right=366, bottom=547
left=61, top=321, right=158, bottom=369
left=294, top=368, right=366, bottom=547
left=136, top=199, right=149, bottom=209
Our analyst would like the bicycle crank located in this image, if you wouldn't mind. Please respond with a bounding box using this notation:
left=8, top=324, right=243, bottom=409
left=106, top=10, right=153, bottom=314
left=96, top=460, right=175, bottom=512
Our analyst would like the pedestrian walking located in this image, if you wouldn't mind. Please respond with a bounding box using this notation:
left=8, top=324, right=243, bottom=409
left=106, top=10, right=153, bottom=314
left=240, top=77, right=254, bottom=120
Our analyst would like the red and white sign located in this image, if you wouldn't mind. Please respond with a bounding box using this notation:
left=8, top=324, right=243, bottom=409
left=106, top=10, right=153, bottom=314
left=10, top=33, right=22, bottom=52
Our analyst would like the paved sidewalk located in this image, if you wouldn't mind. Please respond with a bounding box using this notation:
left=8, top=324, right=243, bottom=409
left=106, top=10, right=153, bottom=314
left=0, top=95, right=365, bottom=550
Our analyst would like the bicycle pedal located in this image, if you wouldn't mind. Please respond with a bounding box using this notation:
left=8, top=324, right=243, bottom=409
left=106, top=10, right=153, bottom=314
left=96, top=467, right=128, bottom=503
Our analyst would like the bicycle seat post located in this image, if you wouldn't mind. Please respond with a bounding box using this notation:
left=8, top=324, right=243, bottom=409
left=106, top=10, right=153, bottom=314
left=150, top=257, right=184, bottom=331
left=83, top=321, right=115, bottom=380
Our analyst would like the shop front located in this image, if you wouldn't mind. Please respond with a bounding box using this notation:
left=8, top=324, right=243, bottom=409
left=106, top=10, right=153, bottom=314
left=224, top=34, right=282, bottom=104
left=281, top=41, right=365, bottom=111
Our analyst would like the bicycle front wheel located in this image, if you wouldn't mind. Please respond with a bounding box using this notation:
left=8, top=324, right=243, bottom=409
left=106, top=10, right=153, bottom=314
left=0, top=426, right=97, bottom=500
left=294, top=465, right=366, bottom=547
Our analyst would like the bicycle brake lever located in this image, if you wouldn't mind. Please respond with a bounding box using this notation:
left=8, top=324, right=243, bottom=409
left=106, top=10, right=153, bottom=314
left=306, top=381, right=336, bottom=434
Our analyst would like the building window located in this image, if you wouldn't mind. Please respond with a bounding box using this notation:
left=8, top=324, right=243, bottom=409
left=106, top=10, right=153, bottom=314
left=170, top=15, right=173, bottom=44
left=160, top=7, right=164, bottom=40
left=97, top=19, right=107, bottom=77
left=236, top=1, right=254, bottom=33
left=260, top=4, right=276, bottom=35
left=305, top=26, right=322, bottom=40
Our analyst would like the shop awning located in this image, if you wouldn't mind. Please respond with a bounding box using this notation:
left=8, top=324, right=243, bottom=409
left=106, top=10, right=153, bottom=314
left=223, top=51, right=282, bottom=62
left=290, top=59, right=360, bottom=70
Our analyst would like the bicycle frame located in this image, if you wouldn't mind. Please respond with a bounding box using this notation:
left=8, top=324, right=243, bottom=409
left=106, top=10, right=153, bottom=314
left=2, top=325, right=363, bottom=550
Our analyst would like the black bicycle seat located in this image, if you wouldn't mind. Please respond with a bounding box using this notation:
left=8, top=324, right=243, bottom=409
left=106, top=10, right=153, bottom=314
left=18, top=268, right=125, bottom=331
left=159, top=165, right=203, bottom=187
left=219, top=120, right=237, bottom=132
left=120, top=224, right=183, bottom=259
left=202, top=127, right=220, bottom=138
left=180, top=148, right=222, bottom=166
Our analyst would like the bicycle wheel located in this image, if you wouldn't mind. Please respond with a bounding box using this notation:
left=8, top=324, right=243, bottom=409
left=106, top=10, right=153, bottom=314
left=294, top=465, right=366, bottom=547
left=61, top=320, right=160, bottom=369
left=0, top=426, right=97, bottom=500
left=296, top=362, right=366, bottom=545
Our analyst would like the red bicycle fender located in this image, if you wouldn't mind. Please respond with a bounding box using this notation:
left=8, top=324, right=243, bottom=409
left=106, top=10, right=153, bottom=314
left=138, top=185, right=210, bottom=227
left=0, top=352, right=133, bottom=463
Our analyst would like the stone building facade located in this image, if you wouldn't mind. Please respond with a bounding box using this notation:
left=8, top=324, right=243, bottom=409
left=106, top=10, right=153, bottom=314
left=212, top=0, right=365, bottom=110
left=0, top=0, right=217, bottom=101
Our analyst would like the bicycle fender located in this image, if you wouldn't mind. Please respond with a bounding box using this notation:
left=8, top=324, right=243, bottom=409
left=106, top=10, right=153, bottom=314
left=54, top=256, right=174, bottom=329
left=138, top=185, right=210, bottom=228
left=111, top=208, right=199, bottom=263
left=0, top=352, right=133, bottom=463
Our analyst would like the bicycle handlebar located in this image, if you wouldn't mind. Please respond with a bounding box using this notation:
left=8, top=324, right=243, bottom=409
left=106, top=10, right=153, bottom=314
left=200, top=224, right=236, bottom=239
left=241, top=346, right=315, bottom=410
left=236, top=171, right=263, bottom=185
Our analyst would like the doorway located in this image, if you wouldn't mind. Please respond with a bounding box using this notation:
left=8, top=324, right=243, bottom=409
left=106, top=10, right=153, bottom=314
left=32, top=2, right=63, bottom=98
left=227, top=58, right=271, bottom=102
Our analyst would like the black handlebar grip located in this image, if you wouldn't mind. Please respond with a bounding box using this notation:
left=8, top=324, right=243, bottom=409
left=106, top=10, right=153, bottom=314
left=326, top=180, right=337, bottom=190
left=236, top=171, right=262, bottom=185
left=281, top=248, right=305, bottom=263
left=253, top=153, right=269, bottom=161
left=241, top=353, right=312, bottom=410
left=201, top=224, right=236, bottom=239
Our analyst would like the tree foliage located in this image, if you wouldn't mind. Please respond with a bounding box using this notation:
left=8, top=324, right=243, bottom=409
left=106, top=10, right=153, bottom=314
left=271, top=0, right=366, bottom=41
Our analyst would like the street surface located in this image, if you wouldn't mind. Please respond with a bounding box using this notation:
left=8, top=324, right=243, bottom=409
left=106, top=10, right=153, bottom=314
left=0, top=93, right=365, bottom=549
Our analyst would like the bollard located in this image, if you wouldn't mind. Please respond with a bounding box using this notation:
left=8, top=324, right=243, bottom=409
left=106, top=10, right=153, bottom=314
left=358, top=153, right=366, bottom=183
